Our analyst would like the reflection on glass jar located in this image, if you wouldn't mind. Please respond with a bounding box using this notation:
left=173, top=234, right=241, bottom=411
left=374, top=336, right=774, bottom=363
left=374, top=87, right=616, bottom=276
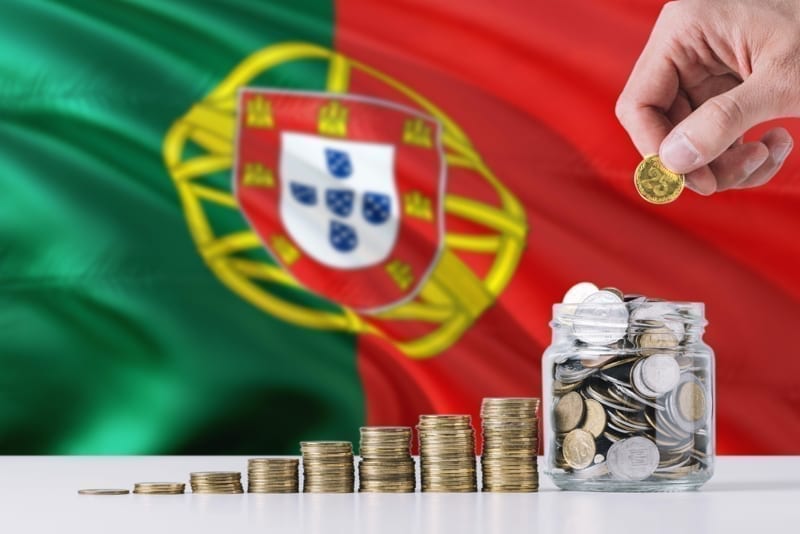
left=542, top=290, right=715, bottom=492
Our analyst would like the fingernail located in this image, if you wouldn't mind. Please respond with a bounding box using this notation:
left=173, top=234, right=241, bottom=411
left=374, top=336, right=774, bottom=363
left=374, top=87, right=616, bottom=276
left=661, top=132, right=702, bottom=172
left=686, top=172, right=716, bottom=196
left=774, top=142, right=793, bottom=163
left=743, top=157, right=764, bottom=175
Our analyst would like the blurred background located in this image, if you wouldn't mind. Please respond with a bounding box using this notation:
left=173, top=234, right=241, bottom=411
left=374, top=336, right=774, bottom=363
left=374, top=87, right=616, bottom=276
left=1, top=0, right=798, bottom=454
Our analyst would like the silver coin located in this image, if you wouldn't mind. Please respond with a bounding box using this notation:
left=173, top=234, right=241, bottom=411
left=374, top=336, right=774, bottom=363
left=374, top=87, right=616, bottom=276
left=559, top=282, right=600, bottom=325
left=640, top=355, right=680, bottom=395
left=607, top=437, right=659, bottom=481
left=562, top=282, right=600, bottom=304
left=572, top=291, right=629, bottom=345
left=666, top=375, right=711, bottom=433
left=631, top=361, right=657, bottom=398
left=569, top=461, right=610, bottom=479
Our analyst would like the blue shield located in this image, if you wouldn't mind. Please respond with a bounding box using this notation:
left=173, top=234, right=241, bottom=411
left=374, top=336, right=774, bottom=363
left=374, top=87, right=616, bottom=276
left=362, top=192, right=391, bottom=225
left=325, top=148, right=353, bottom=179
left=325, top=189, right=354, bottom=217
left=289, top=182, right=317, bottom=206
left=329, top=221, right=358, bottom=252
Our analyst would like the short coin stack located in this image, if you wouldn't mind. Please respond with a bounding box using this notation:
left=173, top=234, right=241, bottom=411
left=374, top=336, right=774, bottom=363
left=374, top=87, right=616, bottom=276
left=300, top=441, right=354, bottom=493
left=418, top=415, right=477, bottom=492
left=189, top=472, right=243, bottom=494
left=480, top=398, right=540, bottom=492
left=358, top=427, right=416, bottom=492
left=247, top=458, right=299, bottom=493
left=133, top=482, right=185, bottom=495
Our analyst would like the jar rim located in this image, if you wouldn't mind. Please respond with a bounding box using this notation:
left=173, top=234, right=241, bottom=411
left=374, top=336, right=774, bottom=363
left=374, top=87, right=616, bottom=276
left=551, top=300, right=707, bottom=327
left=553, top=301, right=705, bottom=312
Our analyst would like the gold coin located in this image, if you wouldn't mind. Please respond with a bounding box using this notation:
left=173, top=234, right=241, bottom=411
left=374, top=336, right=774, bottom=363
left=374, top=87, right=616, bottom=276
left=580, top=399, right=607, bottom=438
left=634, top=154, right=684, bottom=204
left=677, top=380, right=707, bottom=422
left=637, top=327, right=679, bottom=355
left=78, top=489, right=130, bottom=495
left=579, top=354, right=617, bottom=369
left=553, top=391, right=584, bottom=432
left=562, top=429, right=596, bottom=470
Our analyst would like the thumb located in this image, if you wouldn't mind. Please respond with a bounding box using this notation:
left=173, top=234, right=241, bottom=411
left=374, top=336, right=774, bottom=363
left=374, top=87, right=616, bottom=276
left=659, top=77, right=772, bottom=173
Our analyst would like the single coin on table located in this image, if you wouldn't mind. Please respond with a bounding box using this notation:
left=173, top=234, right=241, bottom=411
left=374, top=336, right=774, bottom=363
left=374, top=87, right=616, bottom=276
left=78, top=489, right=130, bottom=495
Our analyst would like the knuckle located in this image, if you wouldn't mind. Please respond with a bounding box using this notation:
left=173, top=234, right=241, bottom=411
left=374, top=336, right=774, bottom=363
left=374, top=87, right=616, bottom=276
left=659, top=1, right=681, bottom=17
left=765, top=56, right=800, bottom=112
left=614, top=96, right=631, bottom=124
left=704, top=94, right=744, bottom=132
left=659, top=1, right=692, bottom=21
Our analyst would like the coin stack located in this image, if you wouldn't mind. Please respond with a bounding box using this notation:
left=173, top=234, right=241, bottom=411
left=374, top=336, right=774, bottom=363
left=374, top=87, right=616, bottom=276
left=550, top=282, right=712, bottom=483
left=417, top=415, right=477, bottom=492
left=358, top=427, right=416, bottom=492
left=133, top=482, right=185, bottom=495
left=300, top=441, right=355, bottom=493
left=480, top=398, right=540, bottom=492
left=247, top=458, right=299, bottom=493
left=189, top=472, right=243, bottom=494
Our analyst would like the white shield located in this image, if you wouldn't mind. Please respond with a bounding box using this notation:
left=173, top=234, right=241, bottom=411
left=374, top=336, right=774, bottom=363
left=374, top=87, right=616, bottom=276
left=279, top=131, right=400, bottom=269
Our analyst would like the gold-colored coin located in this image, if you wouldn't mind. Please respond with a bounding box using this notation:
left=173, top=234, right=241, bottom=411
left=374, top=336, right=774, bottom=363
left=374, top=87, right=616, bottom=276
left=190, top=471, right=244, bottom=494
left=78, top=489, right=129, bottom=495
left=133, top=482, right=185, bottom=494
left=637, top=327, right=679, bottom=355
left=301, top=442, right=355, bottom=493
left=634, top=154, right=684, bottom=204
left=248, top=458, right=299, bottom=493
left=418, top=414, right=477, bottom=492
left=553, top=391, right=584, bottom=432
left=677, top=380, right=707, bottom=422
left=562, top=429, right=596, bottom=470
left=581, top=399, right=607, bottom=438
left=480, top=397, right=540, bottom=493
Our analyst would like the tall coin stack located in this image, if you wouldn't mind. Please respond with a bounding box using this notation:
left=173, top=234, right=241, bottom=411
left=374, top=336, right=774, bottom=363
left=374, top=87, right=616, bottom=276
left=358, top=427, right=416, bottom=492
left=480, top=397, right=541, bottom=492
left=300, top=441, right=355, bottom=493
left=189, top=472, right=243, bottom=494
left=247, top=458, right=299, bottom=493
left=417, top=415, right=477, bottom=492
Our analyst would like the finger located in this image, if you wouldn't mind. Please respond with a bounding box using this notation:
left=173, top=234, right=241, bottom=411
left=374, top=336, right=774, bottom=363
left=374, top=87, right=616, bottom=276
left=616, top=32, right=680, bottom=155
left=735, top=127, right=794, bottom=189
left=667, top=92, right=692, bottom=126
left=684, top=73, right=741, bottom=108
left=684, top=166, right=718, bottom=196
left=659, top=74, right=775, bottom=173
left=708, top=142, right=770, bottom=191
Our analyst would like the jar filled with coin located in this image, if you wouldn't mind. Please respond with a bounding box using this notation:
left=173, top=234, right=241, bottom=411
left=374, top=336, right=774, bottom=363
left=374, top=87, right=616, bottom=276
left=542, top=282, right=714, bottom=491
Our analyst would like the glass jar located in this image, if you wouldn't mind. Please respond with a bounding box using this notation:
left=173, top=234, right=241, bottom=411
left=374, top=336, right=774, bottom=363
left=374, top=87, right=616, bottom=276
left=542, top=296, right=715, bottom=491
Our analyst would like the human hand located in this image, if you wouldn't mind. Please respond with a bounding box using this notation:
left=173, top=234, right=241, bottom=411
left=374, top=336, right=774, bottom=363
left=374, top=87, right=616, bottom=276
left=616, top=0, right=800, bottom=195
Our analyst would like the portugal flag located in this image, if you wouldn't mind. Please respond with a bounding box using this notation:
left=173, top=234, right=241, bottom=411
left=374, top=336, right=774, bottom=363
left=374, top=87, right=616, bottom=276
left=1, top=0, right=798, bottom=454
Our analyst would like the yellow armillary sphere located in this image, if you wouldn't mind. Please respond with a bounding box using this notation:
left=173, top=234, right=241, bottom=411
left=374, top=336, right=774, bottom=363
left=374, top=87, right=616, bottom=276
left=162, top=42, right=527, bottom=359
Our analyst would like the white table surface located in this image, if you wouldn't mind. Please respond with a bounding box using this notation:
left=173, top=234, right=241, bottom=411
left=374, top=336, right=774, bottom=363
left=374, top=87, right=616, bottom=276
left=1, top=456, right=798, bottom=533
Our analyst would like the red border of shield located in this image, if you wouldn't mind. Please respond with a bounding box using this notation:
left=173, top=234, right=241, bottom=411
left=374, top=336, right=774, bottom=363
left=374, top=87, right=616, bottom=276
left=233, top=89, right=445, bottom=312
